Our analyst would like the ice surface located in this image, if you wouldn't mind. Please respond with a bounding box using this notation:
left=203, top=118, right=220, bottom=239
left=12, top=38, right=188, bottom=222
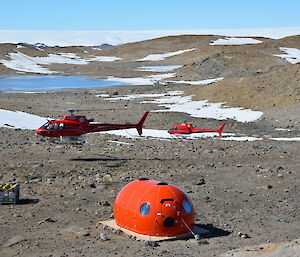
left=1, top=28, right=299, bottom=46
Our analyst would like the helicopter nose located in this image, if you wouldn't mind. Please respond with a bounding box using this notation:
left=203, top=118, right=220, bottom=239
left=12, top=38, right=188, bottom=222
left=36, top=129, right=46, bottom=136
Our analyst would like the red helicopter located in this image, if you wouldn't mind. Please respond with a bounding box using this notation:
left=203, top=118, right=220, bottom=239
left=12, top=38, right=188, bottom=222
left=168, top=122, right=226, bottom=136
left=35, top=109, right=149, bottom=138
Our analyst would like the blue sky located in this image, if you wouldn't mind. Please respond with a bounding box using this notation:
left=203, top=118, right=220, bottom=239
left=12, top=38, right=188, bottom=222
left=1, top=0, right=300, bottom=31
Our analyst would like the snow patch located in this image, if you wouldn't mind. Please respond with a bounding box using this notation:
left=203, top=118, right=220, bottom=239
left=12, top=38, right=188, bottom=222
left=275, top=128, right=292, bottom=132
left=273, top=47, right=300, bottom=64
left=105, top=73, right=175, bottom=85
left=136, top=65, right=182, bottom=72
left=137, top=49, right=195, bottom=61
left=0, top=109, right=47, bottom=130
left=167, top=77, right=224, bottom=85
left=105, top=91, right=183, bottom=101
left=221, top=136, right=262, bottom=141
left=88, top=56, right=122, bottom=62
left=145, top=95, right=263, bottom=123
left=0, top=52, right=57, bottom=74
left=33, top=53, right=88, bottom=65
left=270, top=137, right=300, bottom=141
left=0, top=51, right=122, bottom=74
left=96, top=94, right=111, bottom=98
left=210, top=37, right=262, bottom=45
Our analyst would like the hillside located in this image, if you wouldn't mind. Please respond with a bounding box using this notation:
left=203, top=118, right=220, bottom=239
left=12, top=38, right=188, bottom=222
left=0, top=34, right=300, bottom=110
left=189, top=63, right=300, bottom=110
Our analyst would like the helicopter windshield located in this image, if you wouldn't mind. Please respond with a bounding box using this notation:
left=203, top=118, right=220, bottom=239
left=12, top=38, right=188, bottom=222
left=40, top=121, right=51, bottom=129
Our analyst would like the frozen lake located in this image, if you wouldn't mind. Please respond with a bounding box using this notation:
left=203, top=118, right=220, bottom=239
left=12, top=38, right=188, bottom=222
left=0, top=76, right=128, bottom=91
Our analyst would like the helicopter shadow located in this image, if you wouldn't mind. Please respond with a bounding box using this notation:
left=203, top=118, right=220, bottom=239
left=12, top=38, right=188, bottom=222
left=70, top=157, right=130, bottom=162
left=16, top=198, right=39, bottom=205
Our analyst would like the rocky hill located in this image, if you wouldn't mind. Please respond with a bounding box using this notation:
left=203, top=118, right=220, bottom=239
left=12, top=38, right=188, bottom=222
left=0, top=34, right=299, bottom=110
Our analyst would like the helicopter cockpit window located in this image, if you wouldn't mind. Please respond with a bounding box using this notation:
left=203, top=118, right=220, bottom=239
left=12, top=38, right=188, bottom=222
left=140, top=203, right=150, bottom=216
left=175, top=127, right=180, bottom=130
left=58, top=123, right=65, bottom=129
left=40, top=122, right=51, bottom=130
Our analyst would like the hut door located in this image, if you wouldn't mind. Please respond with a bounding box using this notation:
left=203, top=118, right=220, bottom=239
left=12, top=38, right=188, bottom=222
left=156, top=199, right=179, bottom=235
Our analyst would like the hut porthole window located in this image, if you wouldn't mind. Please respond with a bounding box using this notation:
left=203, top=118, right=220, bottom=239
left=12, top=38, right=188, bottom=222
left=183, top=200, right=192, bottom=213
left=140, top=203, right=150, bottom=216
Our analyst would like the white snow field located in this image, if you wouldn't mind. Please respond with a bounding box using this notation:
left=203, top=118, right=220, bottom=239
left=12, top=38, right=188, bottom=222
left=88, top=56, right=122, bottom=62
left=103, top=91, right=183, bottom=101
left=220, top=136, right=262, bottom=141
left=1, top=27, right=300, bottom=46
left=144, top=95, right=263, bottom=123
left=210, top=37, right=262, bottom=45
left=166, top=77, right=224, bottom=85
left=0, top=52, right=58, bottom=74
left=273, top=47, right=300, bottom=64
left=0, top=109, right=47, bottom=130
left=106, top=90, right=263, bottom=122
left=137, top=49, right=195, bottom=61
left=0, top=52, right=122, bottom=74
left=270, top=137, right=300, bottom=141
left=105, top=73, right=175, bottom=85
left=136, top=65, right=182, bottom=72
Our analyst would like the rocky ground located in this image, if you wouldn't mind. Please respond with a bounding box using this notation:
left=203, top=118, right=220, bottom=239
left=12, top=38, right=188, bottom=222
left=0, top=83, right=299, bottom=257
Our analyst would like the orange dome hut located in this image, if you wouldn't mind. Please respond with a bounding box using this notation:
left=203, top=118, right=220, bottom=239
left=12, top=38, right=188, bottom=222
left=113, top=178, right=196, bottom=237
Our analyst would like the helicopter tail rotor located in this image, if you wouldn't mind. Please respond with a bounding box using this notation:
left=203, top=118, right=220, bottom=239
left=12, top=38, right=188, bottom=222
left=136, top=112, right=150, bottom=135
left=217, top=123, right=226, bottom=136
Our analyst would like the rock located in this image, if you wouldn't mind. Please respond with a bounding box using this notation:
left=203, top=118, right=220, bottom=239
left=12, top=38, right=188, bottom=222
left=99, top=200, right=111, bottom=206
left=99, top=233, right=109, bottom=241
left=204, top=196, right=211, bottom=202
left=144, top=240, right=159, bottom=247
left=237, top=232, right=250, bottom=238
left=103, top=174, right=112, bottom=181
left=194, top=234, right=201, bottom=240
left=89, top=182, right=96, bottom=188
left=198, top=239, right=209, bottom=245
left=195, top=178, right=205, bottom=185
left=38, top=217, right=58, bottom=224
left=102, top=224, right=109, bottom=230
left=3, top=235, right=26, bottom=247
left=63, top=226, right=90, bottom=237
left=113, top=229, right=123, bottom=235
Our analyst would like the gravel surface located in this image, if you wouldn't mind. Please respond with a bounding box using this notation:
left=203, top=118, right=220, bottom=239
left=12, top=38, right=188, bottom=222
left=0, top=83, right=299, bottom=257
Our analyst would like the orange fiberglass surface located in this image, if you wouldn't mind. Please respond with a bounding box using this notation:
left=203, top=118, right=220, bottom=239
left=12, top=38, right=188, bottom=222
left=113, top=178, right=196, bottom=237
